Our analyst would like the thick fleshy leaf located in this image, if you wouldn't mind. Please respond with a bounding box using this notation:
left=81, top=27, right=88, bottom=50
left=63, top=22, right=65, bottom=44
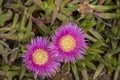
left=93, top=12, right=120, bottom=19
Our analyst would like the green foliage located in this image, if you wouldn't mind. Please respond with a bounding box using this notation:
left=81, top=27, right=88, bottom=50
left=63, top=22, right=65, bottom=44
left=0, top=0, right=120, bottom=80
left=0, top=10, right=12, bottom=26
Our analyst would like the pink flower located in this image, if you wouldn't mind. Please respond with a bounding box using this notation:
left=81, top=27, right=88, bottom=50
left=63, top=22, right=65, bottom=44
left=49, top=23, right=88, bottom=63
left=22, top=37, right=60, bottom=78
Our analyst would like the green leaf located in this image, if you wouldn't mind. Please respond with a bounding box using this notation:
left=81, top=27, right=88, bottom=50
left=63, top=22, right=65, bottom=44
left=71, top=63, right=80, bottom=80
left=25, top=0, right=33, bottom=5
left=113, top=66, right=120, bottom=80
left=93, top=12, right=120, bottom=19
left=117, top=20, right=120, bottom=35
left=112, top=46, right=120, bottom=55
left=81, top=20, right=96, bottom=32
left=0, top=64, right=9, bottom=71
left=104, top=0, right=112, bottom=4
left=62, top=63, right=70, bottom=71
left=6, top=71, right=19, bottom=80
left=111, top=27, right=118, bottom=35
left=84, top=59, right=96, bottom=70
left=93, top=63, right=104, bottom=80
left=87, top=48, right=104, bottom=54
left=67, top=0, right=81, bottom=5
left=64, top=5, right=78, bottom=12
left=0, top=43, right=4, bottom=54
left=85, top=14, right=93, bottom=20
left=38, top=23, right=51, bottom=36
left=86, top=53, right=101, bottom=61
left=111, top=58, right=117, bottom=66
left=89, top=5, right=118, bottom=12
left=77, top=64, right=85, bottom=71
left=111, top=39, right=118, bottom=50
left=32, top=17, right=51, bottom=36
left=0, top=0, right=3, bottom=6
left=0, top=10, right=12, bottom=26
left=27, top=4, right=38, bottom=16
left=60, top=0, right=67, bottom=9
left=5, top=0, right=23, bottom=11
left=86, top=34, right=97, bottom=42
left=94, top=54, right=101, bottom=60
left=33, top=0, right=45, bottom=10
left=57, top=13, right=69, bottom=22
left=90, top=40, right=102, bottom=49
left=19, top=66, right=26, bottom=80
left=9, top=14, right=19, bottom=34
left=11, top=14, right=19, bottom=28
left=9, top=65, right=20, bottom=70
left=89, top=28, right=104, bottom=41
left=96, top=20, right=105, bottom=32
left=45, top=0, right=55, bottom=15
left=86, top=54, right=96, bottom=60
left=77, top=60, right=85, bottom=71
left=90, top=0, right=99, bottom=4
left=47, top=0, right=55, bottom=10
left=23, top=19, right=32, bottom=41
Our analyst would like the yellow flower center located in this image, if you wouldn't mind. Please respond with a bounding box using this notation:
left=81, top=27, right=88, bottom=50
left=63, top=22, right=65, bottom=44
left=32, top=49, right=48, bottom=65
left=60, top=35, right=76, bottom=52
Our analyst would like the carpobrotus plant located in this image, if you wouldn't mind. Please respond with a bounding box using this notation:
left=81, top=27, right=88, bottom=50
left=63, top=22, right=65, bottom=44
left=22, top=23, right=87, bottom=79
left=49, top=23, right=88, bottom=63
left=22, top=37, right=60, bottom=78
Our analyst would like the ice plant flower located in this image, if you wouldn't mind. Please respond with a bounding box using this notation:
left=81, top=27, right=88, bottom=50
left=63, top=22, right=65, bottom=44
left=22, top=37, right=60, bottom=78
left=49, top=23, right=88, bottom=63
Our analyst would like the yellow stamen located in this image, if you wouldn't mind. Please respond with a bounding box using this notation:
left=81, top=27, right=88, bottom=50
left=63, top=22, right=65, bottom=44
left=60, top=35, right=76, bottom=52
left=32, top=49, right=48, bottom=65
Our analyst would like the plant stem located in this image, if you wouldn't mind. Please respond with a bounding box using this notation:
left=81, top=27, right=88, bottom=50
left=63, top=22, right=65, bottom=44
left=113, top=53, right=120, bottom=80
left=81, top=70, right=89, bottom=80
left=71, top=63, right=80, bottom=80
left=113, top=66, right=120, bottom=80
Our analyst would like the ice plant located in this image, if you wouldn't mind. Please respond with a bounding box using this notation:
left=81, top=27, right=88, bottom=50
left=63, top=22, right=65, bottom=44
left=22, top=37, right=60, bottom=78
left=49, top=23, right=88, bottom=63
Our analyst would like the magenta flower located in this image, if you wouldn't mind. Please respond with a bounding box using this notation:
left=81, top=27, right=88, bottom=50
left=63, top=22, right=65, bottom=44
left=22, top=37, right=60, bottom=78
left=49, top=23, right=88, bottom=63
